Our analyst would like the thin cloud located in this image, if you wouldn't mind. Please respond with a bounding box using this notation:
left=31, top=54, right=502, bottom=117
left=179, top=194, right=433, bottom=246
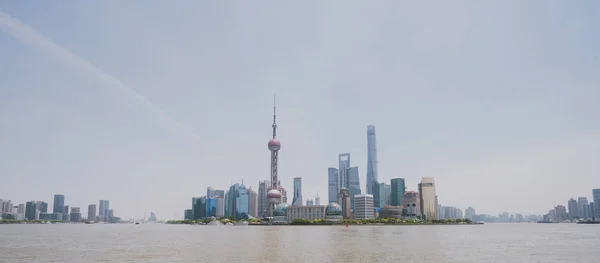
left=0, top=11, right=201, bottom=142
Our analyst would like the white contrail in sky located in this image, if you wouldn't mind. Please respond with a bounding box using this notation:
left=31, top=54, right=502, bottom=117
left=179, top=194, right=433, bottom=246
left=0, top=11, right=202, bottom=142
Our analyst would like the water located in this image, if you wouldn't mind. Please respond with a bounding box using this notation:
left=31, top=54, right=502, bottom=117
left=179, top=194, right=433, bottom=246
left=0, top=223, right=598, bottom=262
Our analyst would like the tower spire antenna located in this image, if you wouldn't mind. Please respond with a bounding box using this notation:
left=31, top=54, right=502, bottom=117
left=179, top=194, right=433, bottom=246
left=272, top=94, right=277, bottom=138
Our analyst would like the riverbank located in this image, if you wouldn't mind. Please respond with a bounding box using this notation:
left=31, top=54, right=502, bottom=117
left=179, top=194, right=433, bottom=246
left=166, top=218, right=474, bottom=226
left=0, top=219, right=73, bottom=224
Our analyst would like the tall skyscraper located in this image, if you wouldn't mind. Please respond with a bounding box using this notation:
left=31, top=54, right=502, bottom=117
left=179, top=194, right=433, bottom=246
left=248, top=186, right=258, bottom=218
left=88, top=204, right=96, bottom=221
left=390, top=178, right=406, bottom=206
left=593, top=189, right=600, bottom=219
left=53, top=194, right=65, bottom=214
left=347, top=166, right=361, bottom=211
left=266, top=96, right=284, bottom=217
left=419, top=177, right=437, bottom=221
left=328, top=168, right=339, bottom=203
left=338, top=153, right=350, bottom=190
left=225, top=184, right=240, bottom=218
left=237, top=184, right=249, bottom=219
left=258, top=180, right=268, bottom=217
left=99, top=200, right=110, bottom=222
left=292, top=177, right=303, bottom=206
left=577, top=197, right=591, bottom=219
left=25, top=201, right=37, bottom=220
left=366, top=125, right=379, bottom=195
left=568, top=198, right=578, bottom=220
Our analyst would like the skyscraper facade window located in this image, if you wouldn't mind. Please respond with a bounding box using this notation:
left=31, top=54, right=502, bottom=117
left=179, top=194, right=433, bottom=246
left=366, top=125, right=379, bottom=195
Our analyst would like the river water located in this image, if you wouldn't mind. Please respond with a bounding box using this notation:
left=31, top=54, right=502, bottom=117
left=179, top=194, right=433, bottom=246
left=0, top=223, right=598, bottom=262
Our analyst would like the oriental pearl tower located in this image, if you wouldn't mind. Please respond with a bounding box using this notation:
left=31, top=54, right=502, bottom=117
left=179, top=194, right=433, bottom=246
left=266, top=96, right=285, bottom=217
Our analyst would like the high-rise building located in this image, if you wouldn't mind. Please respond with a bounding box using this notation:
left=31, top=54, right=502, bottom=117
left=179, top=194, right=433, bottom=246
left=17, top=204, right=25, bottom=216
left=402, top=191, right=420, bottom=218
left=366, top=125, right=379, bottom=195
left=206, top=198, right=217, bottom=217
left=593, top=189, right=600, bottom=219
left=216, top=197, right=225, bottom=218
left=0, top=200, right=12, bottom=213
left=465, top=207, right=476, bottom=220
left=590, top=202, right=595, bottom=220
left=184, top=209, right=193, bottom=220
left=99, top=200, right=110, bottom=222
left=193, top=196, right=207, bottom=220
left=338, top=153, right=350, bottom=191
left=354, top=194, right=375, bottom=219
left=555, top=205, right=568, bottom=221
left=347, top=167, right=361, bottom=211
left=237, top=184, right=249, bottom=219
left=225, top=184, right=238, bottom=218
left=25, top=201, right=36, bottom=220
left=70, top=207, right=82, bottom=222
left=35, top=201, right=48, bottom=213
left=266, top=96, right=285, bottom=217
left=327, top=168, right=339, bottom=203
left=390, top=178, right=406, bottom=206
left=419, top=177, right=437, bottom=221
left=258, top=180, right=269, bottom=218
left=248, top=186, right=258, bottom=218
left=64, top=205, right=69, bottom=214
left=88, top=204, right=96, bottom=221
left=337, top=188, right=352, bottom=219
left=578, top=197, right=591, bottom=219
left=292, top=177, right=303, bottom=206
left=373, top=182, right=391, bottom=208
left=568, top=198, right=579, bottom=220
left=53, top=194, right=65, bottom=214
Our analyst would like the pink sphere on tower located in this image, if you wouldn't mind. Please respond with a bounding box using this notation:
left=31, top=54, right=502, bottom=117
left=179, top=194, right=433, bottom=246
left=268, top=138, right=281, bottom=151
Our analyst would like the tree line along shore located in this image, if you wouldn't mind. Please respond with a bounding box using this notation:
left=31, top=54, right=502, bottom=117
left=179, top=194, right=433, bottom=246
left=165, top=218, right=474, bottom=225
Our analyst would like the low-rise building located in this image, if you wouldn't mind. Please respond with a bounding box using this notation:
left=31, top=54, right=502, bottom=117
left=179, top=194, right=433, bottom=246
left=286, top=205, right=326, bottom=223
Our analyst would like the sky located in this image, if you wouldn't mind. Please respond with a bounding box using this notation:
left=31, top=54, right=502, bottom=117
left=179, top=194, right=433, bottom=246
left=1, top=1, right=599, bottom=220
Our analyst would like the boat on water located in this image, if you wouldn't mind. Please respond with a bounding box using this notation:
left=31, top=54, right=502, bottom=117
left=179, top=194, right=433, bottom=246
left=576, top=220, right=599, bottom=224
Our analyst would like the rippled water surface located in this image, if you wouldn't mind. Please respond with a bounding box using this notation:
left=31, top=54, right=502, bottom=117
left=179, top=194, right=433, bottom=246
left=1, top=223, right=599, bottom=262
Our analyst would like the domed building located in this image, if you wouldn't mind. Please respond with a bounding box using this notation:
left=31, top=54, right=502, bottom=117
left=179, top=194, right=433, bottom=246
left=272, top=203, right=289, bottom=224
left=325, top=202, right=343, bottom=221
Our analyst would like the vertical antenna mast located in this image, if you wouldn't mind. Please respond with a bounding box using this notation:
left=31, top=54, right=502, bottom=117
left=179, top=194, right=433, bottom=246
left=272, top=94, right=277, bottom=138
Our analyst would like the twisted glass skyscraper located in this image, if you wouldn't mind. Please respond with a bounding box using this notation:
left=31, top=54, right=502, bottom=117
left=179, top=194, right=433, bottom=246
left=366, top=125, right=378, bottom=195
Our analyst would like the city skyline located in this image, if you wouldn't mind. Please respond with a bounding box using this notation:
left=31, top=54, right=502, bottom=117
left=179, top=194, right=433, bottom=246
left=1, top=2, right=600, bottom=220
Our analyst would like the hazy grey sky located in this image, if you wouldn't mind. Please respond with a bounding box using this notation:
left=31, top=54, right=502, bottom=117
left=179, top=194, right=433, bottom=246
left=1, top=1, right=599, bottom=219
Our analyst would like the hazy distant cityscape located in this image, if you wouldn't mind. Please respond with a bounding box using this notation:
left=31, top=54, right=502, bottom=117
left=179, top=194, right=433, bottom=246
left=1, top=104, right=599, bottom=224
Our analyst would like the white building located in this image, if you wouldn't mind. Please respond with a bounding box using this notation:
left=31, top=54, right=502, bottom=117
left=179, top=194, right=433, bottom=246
left=287, top=205, right=326, bottom=223
left=354, top=194, right=375, bottom=219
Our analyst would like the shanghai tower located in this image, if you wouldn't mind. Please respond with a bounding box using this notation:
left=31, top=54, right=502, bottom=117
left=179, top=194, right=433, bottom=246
left=366, top=125, right=379, bottom=195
